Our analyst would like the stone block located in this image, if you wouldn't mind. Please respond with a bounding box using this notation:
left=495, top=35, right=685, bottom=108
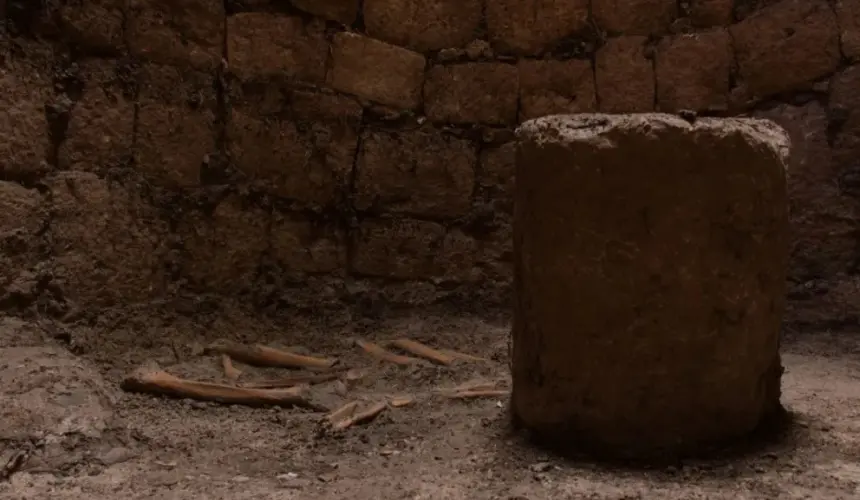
left=57, top=0, right=125, bottom=54
left=595, top=36, right=655, bottom=113
left=730, top=0, right=840, bottom=99
left=424, top=63, right=518, bottom=125
left=351, top=218, right=477, bottom=280
left=511, top=113, right=790, bottom=460
left=593, top=0, right=677, bottom=35
left=355, top=127, right=476, bottom=218
left=227, top=14, right=328, bottom=84
left=271, top=212, right=346, bottom=274
left=688, top=0, right=733, bottom=27
left=134, top=64, right=218, bottom=188
left=179, top=195, right=269, bottom=290
left=290, top=0, right=359, bottom=25
left=328, top=33, right=426, bottom=110
left=227, top=91, right=362, bottom=207
left=518, top=59, right=596, bottom=121
left=58, top=59, right=134, bottom=173
left=48, top=172, right=168, bottom=306
left=656, top=30, right=732, bottom=112
left=837, top=0, right=860, bottom=61
left=364, top=0, right=482, bottom=51
left=486, top=0, right=590, bottom=55
left=0, top=62, right=52, bottom=180
left=127, top=0, right=225, bottom=71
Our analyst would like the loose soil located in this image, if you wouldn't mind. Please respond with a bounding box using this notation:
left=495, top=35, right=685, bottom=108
left=2, top=307, right=860, bottom=499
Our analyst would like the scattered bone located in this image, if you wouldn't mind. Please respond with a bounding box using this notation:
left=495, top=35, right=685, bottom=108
left=444, top=389, right=509, bottom=399
left=388, top=339, right=454, bottom=365
left=389, top=396, right=414, bottom=408
left=439, top=348, right=489, bottom=362
left=326, top=401, right=359, bottom=425
left=355, top=339, right=418, bottom=365
left=121, top=369, right=328, bottom=411
left=332, top=401, right=387, bottom=431
left=436, top=380, right=499, bottom=394
left=221, top=355, right=243, bottom=382
left=204, top=341, right=336, bottom=371
left=240, top=372, right=340, bottom=389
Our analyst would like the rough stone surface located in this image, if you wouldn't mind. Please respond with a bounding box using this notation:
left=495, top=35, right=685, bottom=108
left=178, top=195, right=269, bottom=291
left=57, top=0, right=125, bottom=54
left=485, top=0, right=590, bottom=55
left=328, top=33, right=426, bottom=109
left=0, top=61, right=52, bottom=180
left=478, top=142, right=516, bottom=212
left=290, top=0, right=359, bottom=25
left=755, top=101, right=859, bottom=283
left=127, top=0, right=225, bottom=71
left=424, top=63, right=519, bottom=125
left=270, top=213, right=346, bottom=275
left=0, top=182, right=46, bottom=289
left=730, top=0, right=841, bottom=99
left=227, top=14, right=328, bottom=84
left=228, top=91, right=362, bottom=207
left=830, top=65, right=860, bottom=180
left=836, top=0, right=860, bottom=61
left=595, top=36, right=655, bottom=113
left=0, top=0, right=857, bottom=321
left=58, top=59, right=135, bottom=173
left=518, top=60, right=597, bottom=121
left=48, top=172, right=168, bottom=306
left=593, top=0, right=677, bottom=35
left=689, top=0, right=734, bottom=27
left=511, top=113, right=790, bottom=459
left=364, top=0, right=483, bottom=51
left=134, top=64, right=217, bottom=188
left=355, top=128, right=476, bottom=218
left=656, top=30, right=732, bottom=112
left=351, top=218, right=477, bottom=280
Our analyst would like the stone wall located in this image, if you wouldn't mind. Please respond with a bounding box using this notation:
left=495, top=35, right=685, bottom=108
left=0, top=0, right=858, bottom=325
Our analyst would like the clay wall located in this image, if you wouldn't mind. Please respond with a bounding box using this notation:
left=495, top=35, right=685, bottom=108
left=0, top=0, right=858, bottom=325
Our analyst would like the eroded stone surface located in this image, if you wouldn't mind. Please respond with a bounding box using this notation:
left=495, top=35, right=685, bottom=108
left=328, top=33, right=426, bottom=109
left=364, top=0, right=482, bottom=51
left=731, top=0, right=840, bottom=99
left=511, top=113, right=789, bottom=459
left=355, top=128, right=476, bottom=218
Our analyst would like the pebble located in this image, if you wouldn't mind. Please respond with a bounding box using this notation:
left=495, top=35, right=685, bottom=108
left=530, top=462, right=552, bottom=473
left=97, top=446, right=137, bottom=466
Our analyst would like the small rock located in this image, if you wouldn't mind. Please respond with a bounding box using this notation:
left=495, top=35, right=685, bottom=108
left=232, top=475, right=250, bottom=483
left=530, top=462, right=552, bottom=473
left=97, top=446, right=137, bottom=466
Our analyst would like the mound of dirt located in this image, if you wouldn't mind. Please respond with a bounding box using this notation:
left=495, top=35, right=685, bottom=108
left=0, top=318, right=117, bottom=443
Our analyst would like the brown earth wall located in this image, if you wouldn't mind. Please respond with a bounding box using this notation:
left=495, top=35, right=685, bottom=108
left=0, top=0, right=859, bottom=326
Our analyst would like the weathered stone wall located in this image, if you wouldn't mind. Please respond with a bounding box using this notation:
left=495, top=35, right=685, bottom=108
left=0, top=0, right=858, bottom=325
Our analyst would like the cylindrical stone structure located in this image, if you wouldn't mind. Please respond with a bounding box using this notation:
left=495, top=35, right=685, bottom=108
left=510, top=113, right=791, bottom=460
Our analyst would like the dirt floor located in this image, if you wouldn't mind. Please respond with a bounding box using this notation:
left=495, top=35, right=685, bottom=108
left=2, top=306, right=860, bottom=500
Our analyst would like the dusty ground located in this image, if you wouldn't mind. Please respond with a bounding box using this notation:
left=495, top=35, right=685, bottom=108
left=2, top=307, right=860, bottom=500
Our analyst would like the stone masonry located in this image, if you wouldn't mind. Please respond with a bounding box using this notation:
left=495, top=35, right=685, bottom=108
left=0, top=0, right=858, bottom=325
